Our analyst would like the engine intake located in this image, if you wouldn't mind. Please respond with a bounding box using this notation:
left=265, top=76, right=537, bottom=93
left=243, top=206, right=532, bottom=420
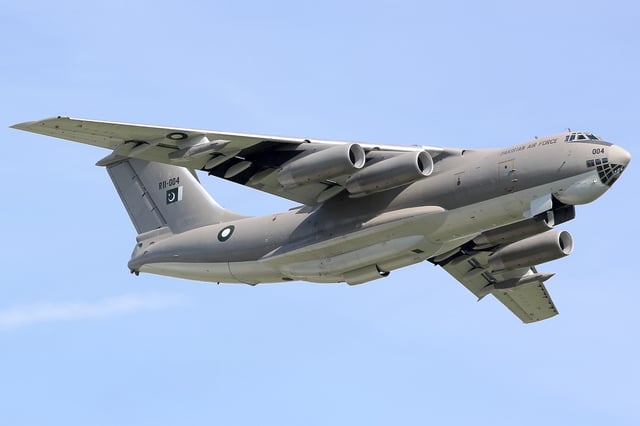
left=488, top=230, right=573, bottom=271
left=278, top=144, right=366, bottom=187
left=346, top=151, right=434, bottom=197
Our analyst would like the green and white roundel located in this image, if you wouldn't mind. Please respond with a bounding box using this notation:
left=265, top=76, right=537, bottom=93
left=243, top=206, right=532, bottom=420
left=217, top=225, right=235, bottom=242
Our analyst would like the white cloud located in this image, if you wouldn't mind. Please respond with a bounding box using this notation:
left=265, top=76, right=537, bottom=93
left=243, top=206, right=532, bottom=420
left=0, top=293, right=183, bottom=331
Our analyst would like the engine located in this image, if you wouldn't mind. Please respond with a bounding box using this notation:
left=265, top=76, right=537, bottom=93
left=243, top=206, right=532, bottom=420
left=346, top=151, right=434, bottom=197
left=277, top=144, right=366, bottom=187
left=488, top=230, right=573, bottom=271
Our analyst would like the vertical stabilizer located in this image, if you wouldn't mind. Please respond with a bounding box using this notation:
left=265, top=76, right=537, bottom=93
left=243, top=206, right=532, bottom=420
left=105, top=158, right=240, bottom=235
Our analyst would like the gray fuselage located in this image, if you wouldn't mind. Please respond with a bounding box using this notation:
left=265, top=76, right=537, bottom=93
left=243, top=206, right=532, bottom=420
left=131, top=132, right=628, bottom=284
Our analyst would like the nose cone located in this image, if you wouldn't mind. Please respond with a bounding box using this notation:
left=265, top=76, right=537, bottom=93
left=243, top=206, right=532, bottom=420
left=555, top=143, right=630, bottom=205
left=611, top=144, right=631, bottom=168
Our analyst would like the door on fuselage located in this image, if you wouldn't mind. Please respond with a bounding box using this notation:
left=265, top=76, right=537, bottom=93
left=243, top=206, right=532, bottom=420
left=498, top=159, right=517, bottom=193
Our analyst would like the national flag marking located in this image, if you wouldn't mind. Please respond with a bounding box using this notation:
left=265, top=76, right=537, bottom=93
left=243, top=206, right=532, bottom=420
left=166, top=186, right=183, bottom=204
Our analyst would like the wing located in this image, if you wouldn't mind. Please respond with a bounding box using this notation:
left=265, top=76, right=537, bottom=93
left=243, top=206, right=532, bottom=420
left=431, top=221, right=560, bottom=324
left=12, top=116, right=458, bottom=205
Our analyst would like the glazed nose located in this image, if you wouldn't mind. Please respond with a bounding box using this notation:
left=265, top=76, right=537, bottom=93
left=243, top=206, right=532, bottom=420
left=596, top=144, right=630, bottom=187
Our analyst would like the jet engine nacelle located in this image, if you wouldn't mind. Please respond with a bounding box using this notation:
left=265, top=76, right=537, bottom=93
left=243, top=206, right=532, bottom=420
left=277, top=144, right=366, bottom=187
left=345, top=151, right=434, bottom=197
left=488, top=230, right=573, bottom=271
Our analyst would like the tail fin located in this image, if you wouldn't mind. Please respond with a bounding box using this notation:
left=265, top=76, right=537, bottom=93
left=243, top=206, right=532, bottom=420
left=103, top=158, right=242, bottom=235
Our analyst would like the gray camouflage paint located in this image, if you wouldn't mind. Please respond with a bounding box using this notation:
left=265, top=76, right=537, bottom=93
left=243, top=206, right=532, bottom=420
left=11, top=118, right=631, bottom=321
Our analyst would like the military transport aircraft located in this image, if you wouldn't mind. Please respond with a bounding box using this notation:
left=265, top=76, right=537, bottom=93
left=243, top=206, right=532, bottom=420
left=12, top=117, right=631, bottom=323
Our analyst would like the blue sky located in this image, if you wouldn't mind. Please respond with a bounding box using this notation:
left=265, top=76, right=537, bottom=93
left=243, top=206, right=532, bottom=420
left=2, top=1, right=639, bottom=424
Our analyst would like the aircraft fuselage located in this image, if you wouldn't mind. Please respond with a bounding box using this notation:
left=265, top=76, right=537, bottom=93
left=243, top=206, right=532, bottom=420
left=131, top=132, right=628, bottom=285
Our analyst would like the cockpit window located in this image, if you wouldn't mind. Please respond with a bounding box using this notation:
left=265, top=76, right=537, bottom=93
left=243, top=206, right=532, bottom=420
left=566, top=132, right=601, bottom=142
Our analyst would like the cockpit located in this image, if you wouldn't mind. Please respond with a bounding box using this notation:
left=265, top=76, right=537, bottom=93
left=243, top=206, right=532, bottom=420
left=565, top=132, right=601, bottom=142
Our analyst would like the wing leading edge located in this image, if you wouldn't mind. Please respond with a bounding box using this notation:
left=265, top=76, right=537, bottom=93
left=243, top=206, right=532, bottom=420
left=12, top=116, right=459, bottom=205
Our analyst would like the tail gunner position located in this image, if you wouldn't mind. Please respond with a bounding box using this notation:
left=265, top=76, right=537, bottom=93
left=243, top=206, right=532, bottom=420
left=12, top=118, right=630, bottom=323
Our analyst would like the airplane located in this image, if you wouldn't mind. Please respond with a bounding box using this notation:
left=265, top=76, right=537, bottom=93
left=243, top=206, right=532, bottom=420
left=11, top=117, right=631, bottom=323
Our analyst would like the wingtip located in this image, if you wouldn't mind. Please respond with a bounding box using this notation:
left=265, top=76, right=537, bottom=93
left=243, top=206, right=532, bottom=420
left=10, top=116, right=70, bottom=131
left=9, top=121, right=32, bottom=130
